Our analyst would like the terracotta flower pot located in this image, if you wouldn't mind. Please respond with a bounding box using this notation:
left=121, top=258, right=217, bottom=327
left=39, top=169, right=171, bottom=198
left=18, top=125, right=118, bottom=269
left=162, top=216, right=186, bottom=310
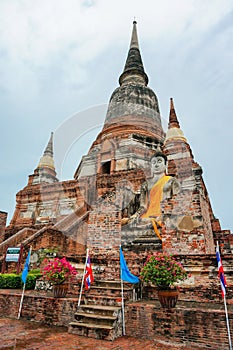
left=52, top=283, right=68, bottom=298
left=157, top=288, right=179, bottom=308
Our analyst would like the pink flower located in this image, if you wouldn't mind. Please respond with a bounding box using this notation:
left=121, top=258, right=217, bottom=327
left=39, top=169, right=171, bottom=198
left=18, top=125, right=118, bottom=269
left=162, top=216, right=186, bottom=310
left=41, top=257, right=77, bottom=285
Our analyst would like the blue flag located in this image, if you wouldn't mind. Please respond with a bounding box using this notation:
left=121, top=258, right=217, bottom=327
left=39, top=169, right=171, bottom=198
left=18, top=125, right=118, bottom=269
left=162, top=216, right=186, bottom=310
left=120, top=247, right=140, bottom=284
left=21, top=249, right=31, bottom=284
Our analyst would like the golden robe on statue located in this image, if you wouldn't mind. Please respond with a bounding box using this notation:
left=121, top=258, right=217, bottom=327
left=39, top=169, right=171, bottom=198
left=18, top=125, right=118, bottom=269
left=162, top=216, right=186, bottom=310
left=141, top=175, right=171, bottom=240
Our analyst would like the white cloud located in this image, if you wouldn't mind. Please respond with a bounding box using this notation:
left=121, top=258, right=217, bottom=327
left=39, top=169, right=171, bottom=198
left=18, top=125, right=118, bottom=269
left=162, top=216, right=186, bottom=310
left=0, top=0, right=231, bottom=68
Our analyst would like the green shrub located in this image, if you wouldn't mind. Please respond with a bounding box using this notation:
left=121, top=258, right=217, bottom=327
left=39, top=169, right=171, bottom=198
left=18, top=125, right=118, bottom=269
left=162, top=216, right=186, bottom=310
left=0, top=271, right=42, bottom=290
left=0, top=273, right=21, bottom=289
left=28, top=269, right=41, bottom=275
left=24, top=273, right=41, bottom=290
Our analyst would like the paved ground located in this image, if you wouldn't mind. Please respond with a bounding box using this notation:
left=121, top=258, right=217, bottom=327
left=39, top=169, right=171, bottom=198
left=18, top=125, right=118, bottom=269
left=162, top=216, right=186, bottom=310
left=0, top=317, right=198, bottom=350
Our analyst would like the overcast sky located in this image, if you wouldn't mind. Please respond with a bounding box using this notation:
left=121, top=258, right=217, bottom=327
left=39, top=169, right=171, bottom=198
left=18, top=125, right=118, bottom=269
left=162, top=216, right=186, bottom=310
left=0, top=0, right=232, bottom=231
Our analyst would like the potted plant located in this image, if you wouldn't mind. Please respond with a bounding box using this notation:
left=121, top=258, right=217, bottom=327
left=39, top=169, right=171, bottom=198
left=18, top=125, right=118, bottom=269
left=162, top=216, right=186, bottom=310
left=140, top=252, right=189, bottom=308
left=41, top=257, right=77, bottom=297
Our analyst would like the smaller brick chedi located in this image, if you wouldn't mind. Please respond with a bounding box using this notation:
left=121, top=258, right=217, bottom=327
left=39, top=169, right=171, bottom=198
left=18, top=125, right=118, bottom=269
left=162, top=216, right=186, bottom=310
left=0, top=21, right=233, bottom=308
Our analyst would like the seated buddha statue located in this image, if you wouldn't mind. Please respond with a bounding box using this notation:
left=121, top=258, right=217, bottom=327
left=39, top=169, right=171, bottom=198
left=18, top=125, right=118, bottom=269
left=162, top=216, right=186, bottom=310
left=123, top=150, right=180, bottom=240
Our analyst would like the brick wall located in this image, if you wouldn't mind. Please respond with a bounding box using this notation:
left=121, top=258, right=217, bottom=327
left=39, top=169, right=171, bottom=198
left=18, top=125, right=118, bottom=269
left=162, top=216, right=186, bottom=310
left=0, top=290, right=78, bottom=327
left=162, top=132, right=218, bottom=255
left=87, top=197, right=121, bottom=251
left=8, top=179, right=84, bottom=231
left=25, top=228, right=86, bottom=259
left=125, top=301, right=233, bottom=350
left=1, top=290, right=232, bottom=349
left=143, top=284, right=233, bottom=304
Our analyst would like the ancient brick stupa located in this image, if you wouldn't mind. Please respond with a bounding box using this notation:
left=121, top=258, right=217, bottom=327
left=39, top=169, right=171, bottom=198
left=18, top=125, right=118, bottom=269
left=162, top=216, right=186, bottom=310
left=0, top=21, right=232, bottom=348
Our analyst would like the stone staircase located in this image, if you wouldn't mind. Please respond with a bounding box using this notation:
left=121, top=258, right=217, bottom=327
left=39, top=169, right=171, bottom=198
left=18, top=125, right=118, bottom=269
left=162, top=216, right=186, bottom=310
left=68, top=304, right=122, bottom=341
left=0, top=227, right=36, bottom=255
left=68, top=279, right=139, bottom=340
left=83, top=280, right=136, bottom=306
left=121, top=226, right=162, bottom=251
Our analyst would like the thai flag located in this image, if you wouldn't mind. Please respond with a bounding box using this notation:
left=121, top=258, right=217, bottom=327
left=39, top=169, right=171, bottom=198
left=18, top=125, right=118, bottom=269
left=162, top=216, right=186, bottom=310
left=85, top=255, right=94, bottom=289
left=216, top=243, right=227, bottom=298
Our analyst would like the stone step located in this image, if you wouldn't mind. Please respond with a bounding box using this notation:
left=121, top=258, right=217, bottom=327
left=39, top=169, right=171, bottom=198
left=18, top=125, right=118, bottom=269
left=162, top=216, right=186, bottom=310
left=83, top=294, right=122, bottom=306
left=72, top=263, right=85, bottom=272
left=123, top=241, right=162, bottom=252
left=68, top=321, right=117, bottom=341
left=78, top=304, right=121, bottom=316
left=72, top=263, right=98, bottom=277
left=121, top=228, right=162, bottom=252
left=74, top=312, right=117, bottom=326
left=88, top=285, right=131, bottom=292
left=84, top=288, right=133, bottom=301
left=68, top=280, right=124, bottom=340
left=83, top=282, right=136, bottom=306
left=133, top=237, right=161, bottom=243
left=91, top=285, right=123, bottom=290
left=69, top=321, right=114, bottom=330
left=75, top=312, right=116, bottom=320
left=122, top=234, right=161, bottom=243
left=94, top=279, right=133, bottom=289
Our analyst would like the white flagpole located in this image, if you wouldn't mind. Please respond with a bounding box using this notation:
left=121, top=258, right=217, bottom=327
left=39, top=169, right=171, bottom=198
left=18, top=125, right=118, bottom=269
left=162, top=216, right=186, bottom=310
left=17, top=282, right=26, bottom=319
left=120, top=246, right=126, bottom=336
left=121, top=276, right=126, bottom=336
left=18, top=246, right=32, bottom=319
left=223, top=295, right=232, bottom=350
left=78, top=248, right=89, bottom=307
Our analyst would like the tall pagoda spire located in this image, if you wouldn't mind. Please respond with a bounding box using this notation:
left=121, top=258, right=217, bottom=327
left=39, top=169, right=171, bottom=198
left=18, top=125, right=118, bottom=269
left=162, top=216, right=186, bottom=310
left=130, top=20, right=139, bottom=48
left=42, top=131, right=53, bottom=157
left=38, top=132, right=55, bottom=170
left=75, top=21, right=165, bottom=180
left=30, top=132, right=58, bottom=184
left=102, top=21, right=162, bottom=140
left=165, top=98, right=186, bottom=142
left=168, top=98, right=180, bottom=129
left=119, top=21, right=148, bottom=86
